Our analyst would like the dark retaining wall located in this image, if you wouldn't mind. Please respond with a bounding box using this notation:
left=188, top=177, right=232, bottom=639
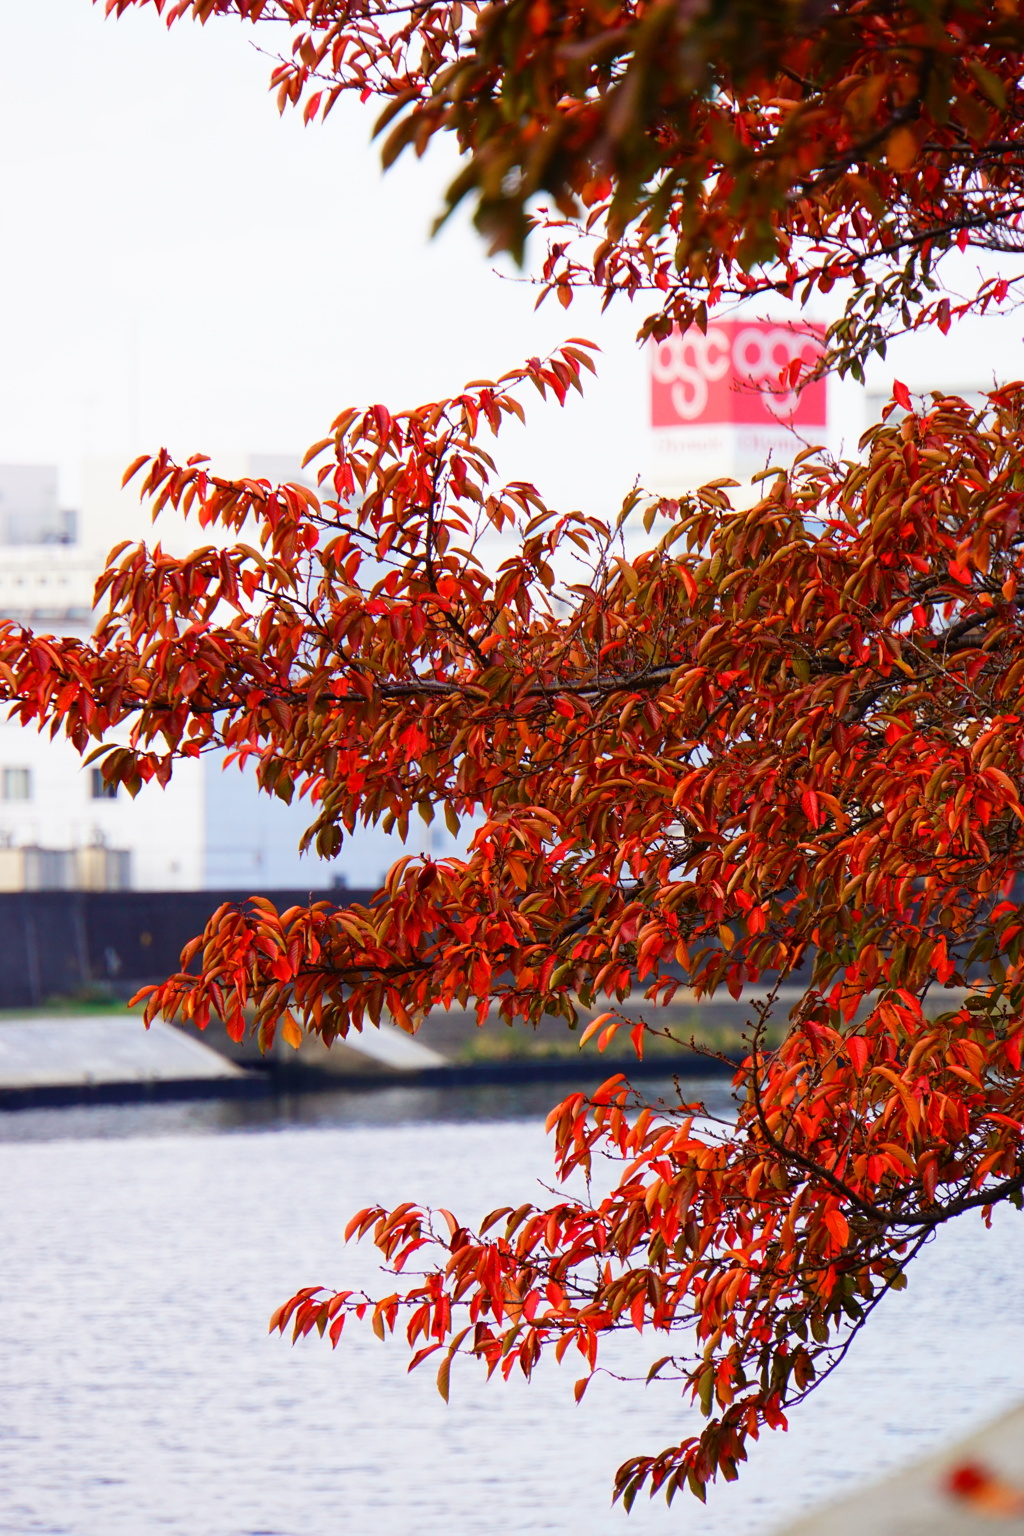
left=0, top=888, right=376, bottom=1009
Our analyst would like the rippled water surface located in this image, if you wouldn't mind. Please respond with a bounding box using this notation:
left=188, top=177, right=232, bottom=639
left=1, top=1082, right=1023, bottom=1536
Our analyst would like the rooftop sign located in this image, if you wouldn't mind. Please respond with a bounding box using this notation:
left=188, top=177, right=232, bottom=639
left=650, top=320, right=827, bottom=429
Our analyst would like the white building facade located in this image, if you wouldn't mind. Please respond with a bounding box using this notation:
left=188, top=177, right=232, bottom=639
left=0, top=460, right=206, bottom=890
left=0, top=448, right=457, bottom=897
left=0, top=458, right=448, bottom=892
left=0, top=724, right=203, bottom=891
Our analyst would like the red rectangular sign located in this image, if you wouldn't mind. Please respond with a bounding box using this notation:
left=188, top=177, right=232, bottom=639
left=650, top=321, right=827, bottom=429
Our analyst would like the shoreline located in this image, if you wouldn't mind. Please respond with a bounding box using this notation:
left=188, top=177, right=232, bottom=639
left=0, top=1047, right=737, bottom=1112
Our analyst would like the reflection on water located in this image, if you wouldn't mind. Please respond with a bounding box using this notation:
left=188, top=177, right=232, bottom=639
left=0, top=1085, right=1022, bottom=1536
left=0, top=1076, right=737, bottom=1144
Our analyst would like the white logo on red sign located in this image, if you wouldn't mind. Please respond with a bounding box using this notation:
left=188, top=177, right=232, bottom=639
left=650, top=321, right=827, bottom=428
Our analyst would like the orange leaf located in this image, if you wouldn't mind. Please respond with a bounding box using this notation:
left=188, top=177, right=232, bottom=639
left=885, top=127, right=917, bottom=171
left=579, top=1011, right=615, bottom=1048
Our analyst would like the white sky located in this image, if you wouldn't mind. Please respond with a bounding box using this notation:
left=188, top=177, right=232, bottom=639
left=0, top=0, right=657, bottom=522
left=0, top=3, right=1022, bottom=516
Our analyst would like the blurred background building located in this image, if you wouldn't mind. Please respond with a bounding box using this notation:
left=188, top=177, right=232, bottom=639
left=0, top=458, right=436, bottom=892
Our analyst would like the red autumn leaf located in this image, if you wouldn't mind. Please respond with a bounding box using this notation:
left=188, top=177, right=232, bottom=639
left=892, top=380, right=912, bottom=411
left=846, top=1036, right=869, bottom=1074
left=801, top=789, right=821, bottom=828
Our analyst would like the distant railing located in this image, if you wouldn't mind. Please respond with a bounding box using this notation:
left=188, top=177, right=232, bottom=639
left=0, top=845, right=131, bottom=893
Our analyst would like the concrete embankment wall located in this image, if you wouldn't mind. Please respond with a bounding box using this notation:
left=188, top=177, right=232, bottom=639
left=0, top=886, right=792, bottom=1031
left=0, top=889, right=881, bottom=1103
left=0, top=887, right=375, bottom=1009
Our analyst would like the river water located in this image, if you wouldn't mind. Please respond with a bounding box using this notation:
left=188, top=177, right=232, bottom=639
left=1, top=1080, right=1023, bottom=1536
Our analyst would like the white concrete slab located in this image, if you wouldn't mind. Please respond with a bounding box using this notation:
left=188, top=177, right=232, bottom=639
left=329, top=1024, right=445, bottom=1071
left=0, top=1015, right=243, bottom=1088
left=776, top=1404, right=1024, bottom=1536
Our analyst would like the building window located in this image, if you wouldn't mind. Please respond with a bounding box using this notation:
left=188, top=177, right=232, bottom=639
left=1, top=768, right=31, bottom=801
left=90, top=768, right=118, bottom=801
left=1, top=509, right=77, bottom=546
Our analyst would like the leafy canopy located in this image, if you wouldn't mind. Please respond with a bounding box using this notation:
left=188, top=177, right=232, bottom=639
left=7, top=0, right=1024, bottom=1509
left=106, top=0, right=1024, bottom=375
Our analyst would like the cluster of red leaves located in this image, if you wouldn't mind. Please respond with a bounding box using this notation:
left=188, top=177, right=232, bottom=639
left=275, top=1001, right=1024, bottom=1509
left=105, top=0, right=1024, bottom=375
left=3, top=345, right=1024, bottom=1496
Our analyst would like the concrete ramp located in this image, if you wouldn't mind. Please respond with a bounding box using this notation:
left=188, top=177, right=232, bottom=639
left=295, top=1022, right=445, bottom=1075
left=777, top=1405, right=1024, bottom=1536
left=0, top=1014, right=243, bottom=1089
